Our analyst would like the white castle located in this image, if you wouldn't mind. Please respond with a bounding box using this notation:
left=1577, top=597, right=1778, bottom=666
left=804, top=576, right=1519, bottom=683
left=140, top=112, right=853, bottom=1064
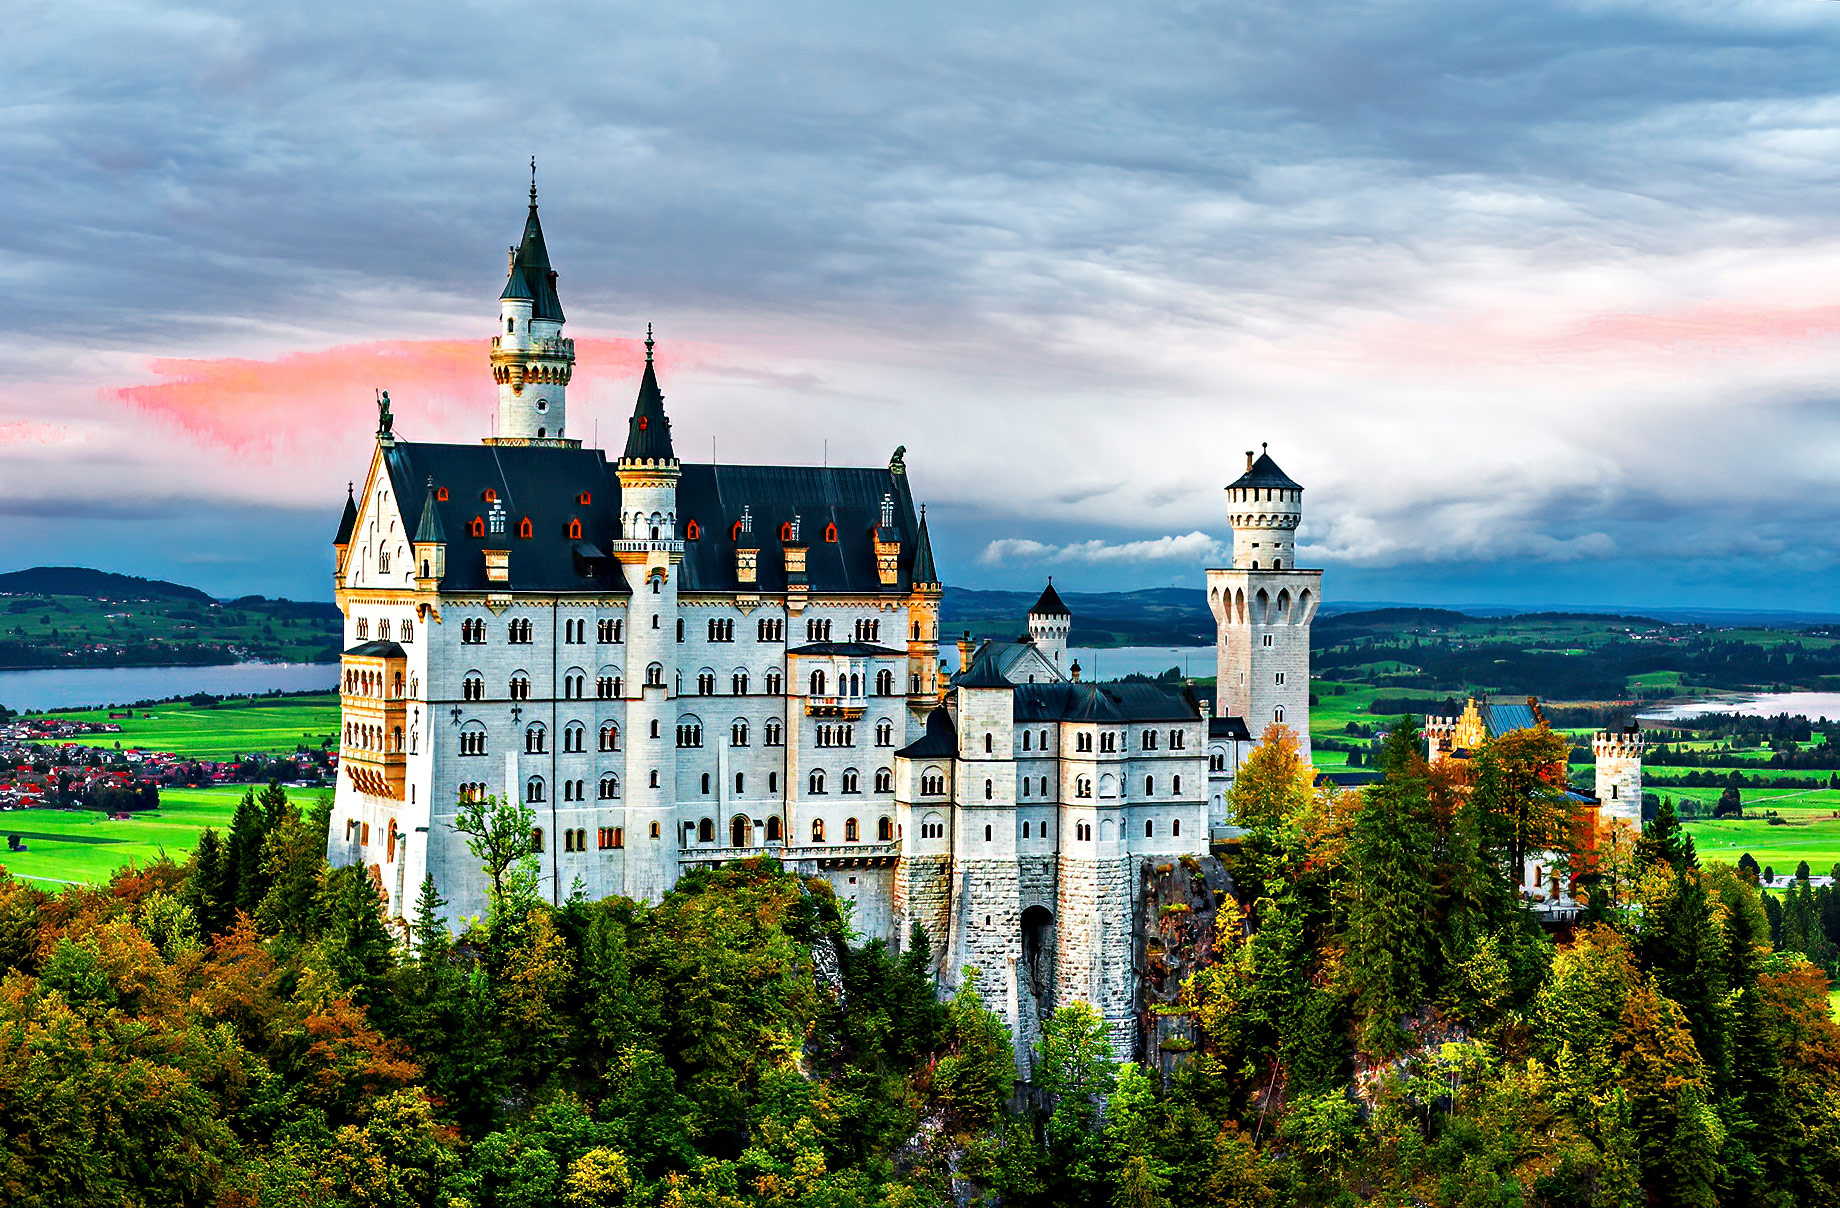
left=325, top=185, right=1329, bottom=1059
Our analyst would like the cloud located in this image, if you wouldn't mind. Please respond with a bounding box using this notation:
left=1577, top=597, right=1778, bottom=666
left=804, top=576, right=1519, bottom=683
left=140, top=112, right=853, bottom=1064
left=981, top=531, right=1225, bottom=567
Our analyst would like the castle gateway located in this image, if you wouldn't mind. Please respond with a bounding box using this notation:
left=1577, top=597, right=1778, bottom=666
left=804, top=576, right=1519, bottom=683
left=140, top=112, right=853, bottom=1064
left=326, top=186, right=1319, bottom=1060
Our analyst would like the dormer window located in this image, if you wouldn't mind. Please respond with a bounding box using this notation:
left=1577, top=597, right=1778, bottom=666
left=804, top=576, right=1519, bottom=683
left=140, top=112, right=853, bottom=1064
left=780, top=522, right=795, bottom=542
left=732, top=520, right=744, bottom=541
left=435, top=487, right=448, bottom=501
left=567, top=518, right=582, bottom=539
left=824, top=523, right=838, bottom=543
left=483, top=489, right=497, bottom=503
left=518, top=517, right=533, bottom=539
left=469, top=517, right=485, bottom=538
left=578, top=491, right=592, bottom=505
left=638, top=416, right=649, bottom=430
left=685, top=519, right=700, bottom=540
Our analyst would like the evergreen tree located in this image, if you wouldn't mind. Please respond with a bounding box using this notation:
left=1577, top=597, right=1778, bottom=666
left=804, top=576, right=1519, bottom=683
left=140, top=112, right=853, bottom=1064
left=224, top=787, right=270, bottom=914
left=1738, top=851, right=1761, bottom=881
left=185, top=827, right=233, bottom=936
left=1634, top=797, right=1697, bottom=873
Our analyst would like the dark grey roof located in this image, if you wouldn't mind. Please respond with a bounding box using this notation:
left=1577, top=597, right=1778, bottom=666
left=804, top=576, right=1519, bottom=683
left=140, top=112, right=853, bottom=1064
left=335, top=484, right=359, bottom=545
left=414, top=478, right=446, bottom=544
left=955, top=646, right=1016, bottom=690
left=621, top=334, right=675, bottom=463
left=374, top=439, right=927, bottom=595
left=897, top=706, right=957, bottom=758
left=787, top=641, right=907, bottom=657
left=1227, top=449, right=1302, bottom=492
left=1029, top=580, right=1071, bottom=618
left=344, top=640, right=406, bottom=658
left=1208, top=716, right=1252, bottom=741
left=911, top=509, right=939, bottom=585
left=501, top=197, right=563, bottom=321
left=1011, top=681, right=1199, bottom=723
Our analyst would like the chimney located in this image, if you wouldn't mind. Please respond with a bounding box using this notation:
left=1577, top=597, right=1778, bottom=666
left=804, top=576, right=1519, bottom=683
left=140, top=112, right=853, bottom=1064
left=1070, top=660, right=1082, bottom=682
left=1245, top=450, right=1255, bottom=472
left=957, top=630, right=974, bottom=675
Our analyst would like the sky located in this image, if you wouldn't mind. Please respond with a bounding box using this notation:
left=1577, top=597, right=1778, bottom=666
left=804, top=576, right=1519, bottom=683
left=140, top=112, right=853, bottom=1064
left=5, top=0, right=1840, bottom=610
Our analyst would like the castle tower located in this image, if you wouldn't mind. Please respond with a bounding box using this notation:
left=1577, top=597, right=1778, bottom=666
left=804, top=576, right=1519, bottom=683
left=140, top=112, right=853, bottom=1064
left=1206, top=445, right=1322, bottom=760
left=1594, top=723, right=1644, bottom=832
left=613, top=328, right=683, bottom=901
left=488, top=164, right=577, bottom=446
left=1027, top=579, right=1072, bottom=672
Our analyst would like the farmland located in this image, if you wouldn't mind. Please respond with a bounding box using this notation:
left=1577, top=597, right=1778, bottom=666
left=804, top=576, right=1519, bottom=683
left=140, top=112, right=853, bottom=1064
left=0, top=785, right=286, bottom=888
left=47, top=693, right=340, bottom=760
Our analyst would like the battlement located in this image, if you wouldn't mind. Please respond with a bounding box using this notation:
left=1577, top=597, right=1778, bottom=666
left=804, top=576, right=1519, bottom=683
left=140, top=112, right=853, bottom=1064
left=1593, top=724, right=1644, bottom=758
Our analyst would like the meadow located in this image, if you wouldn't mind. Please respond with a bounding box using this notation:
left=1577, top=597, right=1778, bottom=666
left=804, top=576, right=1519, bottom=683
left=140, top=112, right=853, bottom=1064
left=0, top=785, right=282, bottom=888
left=49, top=693, right=340, bottom=759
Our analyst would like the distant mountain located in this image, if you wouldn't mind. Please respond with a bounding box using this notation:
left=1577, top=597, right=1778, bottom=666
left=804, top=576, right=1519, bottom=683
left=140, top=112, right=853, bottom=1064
left=0, top=566, right=214, bottom=605
left=943, top=586, right=1215, bottom=647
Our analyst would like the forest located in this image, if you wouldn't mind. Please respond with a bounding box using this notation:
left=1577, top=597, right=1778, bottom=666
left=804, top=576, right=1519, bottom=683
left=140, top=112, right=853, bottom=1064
left=2, top=724, right=1838, bottom=1207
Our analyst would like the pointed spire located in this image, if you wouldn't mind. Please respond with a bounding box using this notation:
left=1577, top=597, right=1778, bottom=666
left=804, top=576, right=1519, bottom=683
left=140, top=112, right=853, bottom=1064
left=620, top=325, right=676, bottom=464
left=414, top=476, right=446, bottom=544
left=912, top=503, right=939, bottom=585
left=500, top=164, right=563, bottom=321
left=335, top=481, right=359, bottom=545
left=1029, top=577, right=1071, bottom=618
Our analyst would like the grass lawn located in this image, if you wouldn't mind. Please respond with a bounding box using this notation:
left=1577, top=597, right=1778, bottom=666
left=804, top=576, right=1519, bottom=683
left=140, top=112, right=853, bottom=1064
left=1684, top=812, right=1840, bottom=878
left=47, top=694, right=339, bottom=760
left=0, top=784, right=325, bottom=890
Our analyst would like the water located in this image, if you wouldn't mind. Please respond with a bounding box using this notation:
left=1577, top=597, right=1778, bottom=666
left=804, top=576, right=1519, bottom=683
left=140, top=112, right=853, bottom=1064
left=944, top=644, right=1215, bottom=681
left=1638, top=692, right=1840, bottom=724
left=0, top=662, right=339, bottom=712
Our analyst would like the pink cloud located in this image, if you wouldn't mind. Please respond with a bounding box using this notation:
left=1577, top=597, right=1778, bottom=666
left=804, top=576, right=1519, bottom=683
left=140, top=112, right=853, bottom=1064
left=1552, top=301, right=1840, bottom=355
left=111, top=336, right=653, bottom=452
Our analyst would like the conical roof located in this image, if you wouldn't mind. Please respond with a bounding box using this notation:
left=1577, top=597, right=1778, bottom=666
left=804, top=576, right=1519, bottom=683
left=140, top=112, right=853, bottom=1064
left=414, top=477, right=446, bottom=544
left=500, top=184, right=564, bottom=321
left=1029, top=578, right=1070, bottom=617
left=620, top=328, right=676, bottom=463
left=912, top=507, right=939, bottom=585
left=334, top=483, right=358, bottom=545
left=1228, top=446, right=1302, bottom=491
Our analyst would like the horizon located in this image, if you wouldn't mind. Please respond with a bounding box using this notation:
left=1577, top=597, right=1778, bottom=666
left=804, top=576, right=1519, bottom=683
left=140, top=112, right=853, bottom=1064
left=8, top=4, right=1840, bottom=609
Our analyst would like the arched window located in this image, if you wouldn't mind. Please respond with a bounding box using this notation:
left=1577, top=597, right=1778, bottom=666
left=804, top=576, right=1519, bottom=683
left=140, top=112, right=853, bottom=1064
left=599, top=722, right=620, bottom=751
left=875, top=719, right=893, bottom=746
left=732, top=670, right=749, bottom=695
left=525, top=724, right=546, bottom=753
left=809, top=769, right=826, bottom=794
left=649, top=770, right=660, bottom=788
left=810, top=669, right=827, bottom=695
left=696, top=817, right=713, bottom=843
left=984, top=733, right=993, bottom=753
left=1173, top=818, right=1181, bottom=836
left=686, top=519, right=700, bottom=540
left=780, top=521, right=795, bottom=542
left=531, top=826, right=544, bottom=851
left=984, top=779, right=993, bottom=800
left=767, top=816, right=783, bottom=842
left=564, top=722, right=584, bottom=752
left=877, top=816, right=893, bottom=841
left=1145, top=775, right=1155, bottom=796
left=875, top=669, right=893, bottom=695
left=599, top=774, right=619, bottom=799
left=731, top=815, right=749, bottom=846
left=844, top=817, right=859, bottom=841
left=731, top=719, right=749, bottom=746
left=646, top=663, right=664, bottom=687
left=874, top=768, right=892, bottom=793
left=1146, top=819, right=1154, bottom=838
left=526, top=776, right=545, bottom=802
left=842, top=769, right=859, bottom=793
left=469, top=516, right=485, bottom=537
left=697, top=671, right=715, bottom=695
left=701, top=773, right=711, bottom=794
left=567, top=518, right=582, bottom=539
left=518, top=517, right=533, bottom=539
left=812, top=818, right=826, bottom=841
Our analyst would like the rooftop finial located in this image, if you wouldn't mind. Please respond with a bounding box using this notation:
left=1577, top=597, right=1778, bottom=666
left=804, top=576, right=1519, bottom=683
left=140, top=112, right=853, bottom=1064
left=1262, top=441, right=1268, bottom=454
left=529, top=156, right=538, bottom=204
left=645, top=322, right=654, bottom=363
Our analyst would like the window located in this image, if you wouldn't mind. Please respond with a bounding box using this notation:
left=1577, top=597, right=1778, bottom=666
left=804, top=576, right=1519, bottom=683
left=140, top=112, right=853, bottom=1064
left=509, top=618, right=533, bottom=643
left=598, top=826, right=623, bottom=849
left=563, top=673, right=584, bottom=698
left=767, top=815, right=782, bottom=841
left=1209, top=752, right=1226, bottom=773
left=1101, top=733, right=1117, bottom=753
left=355, top=618, right=368, bottom=640
left=526, top=776, right=545, bottom=802
left=1172, top=818, right=1181, bottom=836
left=531, top=826, right=545, bottom=851
left=1077, top=822, right=1092, bottom=841
left=701, top=773, right=711, bottom=795
left=459, top=728, right=486, bottom=756
left=842, top=769, right=860, bottom=793
left=824, top=522, right=838, bottom=543
left=735, top=772, right=745, bottom=795
left=875, top=719, right=893, bottom=746
left=649, top=720, right=660, bottom=739
left=525, top=725, right=546, bottom=753
left=707, top=618, right=734, bottom=642
left=1275, top=672, right=1286, bottom=686
left=765, top=719, right=783, bottom=746
left=649, top=821, right=660, bottom=838
left=769, top=772, right=779, bottom=793
left=732, top=671, right=749, bottom=695
left=844, top=817, right=859, bottom=841
left=677, top=618, right=685, bottom=642
left=1142, top=730, right=1158, bottom=750
left=564, top=723, right=583, bottom=752
left=921, top=816, right=945, bottom=839
left=810, top=670, right=827, bottom=695
left=378, top=550, right=391, bottom=572
left=649, top=770, right=660, bottom=787
left=1021, top=778, right=1030, bottom=798
left=1173, top=775, right=1183, bottom=794
left=1146, top=819, right=1155, bottom=838
left=811, top=819, right=826, bottom=841
left=875, top=669, right=893, bottom=695
left=698, top=818, right=714, bottom=843
left=470, top=516, right=486, bottom=537
left=984, top=733, right=993, bottom=753
left=685, top=519, right=700, bottom=540
left=809, top=769, right=826, bottom=794
left=757, top=618, right=785, bottom=642
left=489, top=504, right=506, bottom=535
left=696, top=671, right=715, bottom=695
left=1274, top=706, right=1285, bottom=723
left=1145, top=776, right=1154, bottom=796
left=599, top=774, right=619, bottom=799
left=921, top=769, right=946, bottom=795
left=1262, top=633, right=1274, bottom=647
left=518, top=517, right=533, bottom=539
left=646, top=663, right=664, bottom=687
left=564, top=828, right=578, bottom=852
left=1023, top=821, right=1031, bottom=837
left=878, top=816, right=893, bottom=841
left=766, top=670, right=782, bottom=695
left=599, top=722, right=620, bottom=751
left=874, top=768, right=892, bottom=793
left=461, top=619, right=483, bottom=643
left=806, top=618, right=832, bottom=642
left=984, top=779, right=993, bottom=800
left=1039, top=730, right=1049, bottom=749
left=855, top=618, right=880, bottom=643
left=676, top=722, right=703, bottom=748
left=1170, top=728, right=1185, bottom=749
left=984, top=824, right=993, bottom=841
left=599, top=619, right=623, bottom=643
left=597, top=674, right=620, bottom=698
left=1022, top=731, right=1031, bottom=752
left=1077, top=777, right=1092, bottom=799
left=1077, top=733, right=1092, bottom=753
left=463, top=675, right=484, bottom=701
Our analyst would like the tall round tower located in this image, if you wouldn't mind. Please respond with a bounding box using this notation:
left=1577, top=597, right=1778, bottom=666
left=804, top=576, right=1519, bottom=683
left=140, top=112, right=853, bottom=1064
left=613, top=328, right=683, bottom=901
left=1027, top=579, right=1072, bottom=671
left=488, top=165, right=577, bottom=446
left=1206, top=445, right=1322, bottom=759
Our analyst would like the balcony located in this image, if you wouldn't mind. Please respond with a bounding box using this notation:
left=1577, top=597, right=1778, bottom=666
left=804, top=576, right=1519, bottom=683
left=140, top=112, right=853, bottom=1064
left=608, top=538, right=684, bottom=556
left=804, top=694, right=866, bottom=718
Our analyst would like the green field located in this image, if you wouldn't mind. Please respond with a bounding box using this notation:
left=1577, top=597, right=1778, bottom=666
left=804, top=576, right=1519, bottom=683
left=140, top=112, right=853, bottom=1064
left=0, top=786, right=287, bottom=889
left=1683, top=811, right=1840, bottom=877
left=47, top=694, right=339, bottom=759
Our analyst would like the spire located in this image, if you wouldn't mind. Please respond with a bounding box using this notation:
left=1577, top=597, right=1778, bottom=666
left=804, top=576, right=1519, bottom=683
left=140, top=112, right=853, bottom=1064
left=334, top=482, right=358, bottom=545
left=500, top=164, right=564, bottom=321
left=620, top=326, right=676, bottom=463
left=912, top=504, right=939, bottom=585
left=1029, top=577, right=1071, bottom=618
left=414, top=477, right=446, bottom=544
left=1228, top=443, right=1302, bottom=491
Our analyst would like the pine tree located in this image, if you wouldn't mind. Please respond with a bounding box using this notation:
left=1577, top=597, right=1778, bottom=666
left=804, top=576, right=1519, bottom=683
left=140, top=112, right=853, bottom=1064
left=1633, top=797, right=1697, bottom=873
left=186, top=827, right=233, bottom=936
left=224, top=788, right=269, bottom=914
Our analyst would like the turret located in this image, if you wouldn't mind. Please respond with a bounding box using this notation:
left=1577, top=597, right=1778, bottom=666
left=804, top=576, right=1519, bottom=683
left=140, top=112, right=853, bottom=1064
left=488, top=163, right=577, bottom=446
left=1226, top=443, right=1302, bottom=570
left=412, top=477, right=446, bottom=588
left=1594, top=723, right=1644, bottom=828
left=1027, top=579, right=1072, bottom=671
left=333, top=482, right=359, bottom=580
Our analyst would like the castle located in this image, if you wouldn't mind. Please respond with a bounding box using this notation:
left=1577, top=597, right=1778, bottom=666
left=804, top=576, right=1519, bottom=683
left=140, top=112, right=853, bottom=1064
left=324, top=184, right=1637, bottom=1060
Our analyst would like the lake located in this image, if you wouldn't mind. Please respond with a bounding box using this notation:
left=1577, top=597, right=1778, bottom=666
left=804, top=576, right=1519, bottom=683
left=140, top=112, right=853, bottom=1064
left=1639, top=692, right=1840, bottom=724
left=0, top=663, right=339, bottom=712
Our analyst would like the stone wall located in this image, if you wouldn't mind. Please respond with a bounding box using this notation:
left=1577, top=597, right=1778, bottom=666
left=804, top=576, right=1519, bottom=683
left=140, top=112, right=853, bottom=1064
left=1136, top=854, right=1237, bottom=1080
